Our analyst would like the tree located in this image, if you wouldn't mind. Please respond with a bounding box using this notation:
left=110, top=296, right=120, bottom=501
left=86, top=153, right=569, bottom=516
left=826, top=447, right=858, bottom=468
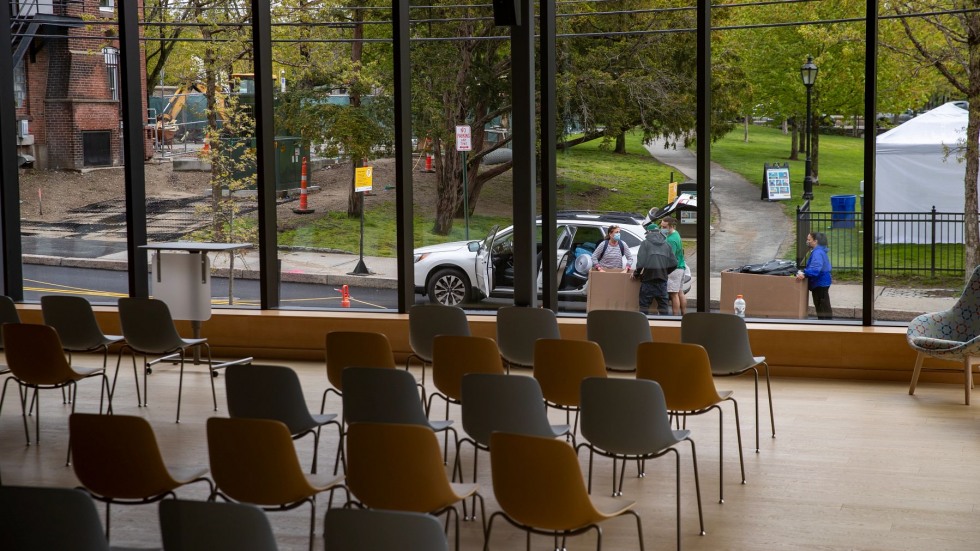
left=885, top=2, right=980, bottom=277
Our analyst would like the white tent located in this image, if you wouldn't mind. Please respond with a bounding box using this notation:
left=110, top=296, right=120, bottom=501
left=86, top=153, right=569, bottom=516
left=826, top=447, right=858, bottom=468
left=876, top=102, right=979, bottom=244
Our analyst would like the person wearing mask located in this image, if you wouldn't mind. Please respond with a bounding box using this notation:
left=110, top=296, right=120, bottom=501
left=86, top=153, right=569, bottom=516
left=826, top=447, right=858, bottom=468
left=633, top=224, right=677, bottom=315
left=659, top=217, right=687, bottom=316
left=591, top=225, right=634, bottom=272
left=796, top=231, right=833, bottom=319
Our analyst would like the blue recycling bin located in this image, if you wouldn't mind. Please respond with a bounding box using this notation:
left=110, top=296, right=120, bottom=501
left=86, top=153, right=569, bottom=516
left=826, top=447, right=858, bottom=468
left=830, top=194, right=856, bottom=228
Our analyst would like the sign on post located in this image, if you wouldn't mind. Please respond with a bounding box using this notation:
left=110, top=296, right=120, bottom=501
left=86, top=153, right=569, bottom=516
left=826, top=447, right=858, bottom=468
left=355, top=166, right=373, bottom=193
left=455, top=125, right=472, bottom=152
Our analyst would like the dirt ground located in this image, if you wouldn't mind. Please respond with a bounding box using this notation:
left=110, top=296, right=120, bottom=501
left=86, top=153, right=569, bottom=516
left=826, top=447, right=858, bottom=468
left=17, top=155, right=510, bottom=231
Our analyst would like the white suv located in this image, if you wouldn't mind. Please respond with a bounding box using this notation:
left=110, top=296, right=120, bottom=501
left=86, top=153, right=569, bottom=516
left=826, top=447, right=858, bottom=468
left=414, top=212, right=647, bottom=306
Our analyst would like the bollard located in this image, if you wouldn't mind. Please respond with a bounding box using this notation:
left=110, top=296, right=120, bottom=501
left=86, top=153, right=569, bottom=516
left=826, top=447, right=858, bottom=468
left=292, top=156, right=315, bottom=214
left=424, top=154, right=434, bottom=173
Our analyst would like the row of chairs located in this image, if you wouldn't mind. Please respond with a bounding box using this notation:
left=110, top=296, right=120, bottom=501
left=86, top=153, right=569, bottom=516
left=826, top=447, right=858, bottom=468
left=405, top=304, right=775, bottom=452
left=0, top=486, right=449, bottom=551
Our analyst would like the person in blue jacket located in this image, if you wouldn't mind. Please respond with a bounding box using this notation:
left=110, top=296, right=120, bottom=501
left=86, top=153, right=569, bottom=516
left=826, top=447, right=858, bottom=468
left=796, top=231, right=832, bottom=319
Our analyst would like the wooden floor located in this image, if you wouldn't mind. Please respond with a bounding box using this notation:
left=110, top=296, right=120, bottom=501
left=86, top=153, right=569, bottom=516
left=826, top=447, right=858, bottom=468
left=2, top=355, right=980, bottom=551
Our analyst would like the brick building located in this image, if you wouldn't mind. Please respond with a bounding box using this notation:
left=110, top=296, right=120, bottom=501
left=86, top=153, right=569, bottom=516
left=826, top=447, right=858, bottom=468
left=12, top=0, right=147, bottom=170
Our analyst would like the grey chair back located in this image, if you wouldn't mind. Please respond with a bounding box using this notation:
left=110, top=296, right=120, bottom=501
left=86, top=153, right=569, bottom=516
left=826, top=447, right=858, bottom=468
left=0, top=295, right=21, bottom=349
left=118, top=297, right=187, bottom=354
left=0, top=486, right=110, bottom=551
left=342, top=367, right=429, bottom=426
left=461, top=373, right=568, bottom=446
left=580, top=377, right=683, bottom=456
left=408, top=304, right=470, bottom=363
left=160, top=499, right=279, bottom=551
left=323, top=508, right=448, bottom=551
left=586, top=309, right=652, bottom=371
left=226, top=364, right=320, bottom=435
left=41, top=295, right=119, bottom=352
left=681, top=312, right=758, bottom=374
left=496, top=306, right=560, bottom=368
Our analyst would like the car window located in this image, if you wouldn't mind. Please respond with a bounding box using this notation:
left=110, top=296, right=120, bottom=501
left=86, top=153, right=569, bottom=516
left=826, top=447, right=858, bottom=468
left=571, top=225, right=605, bottom=248
left=619, top=230, right=642, bottom=248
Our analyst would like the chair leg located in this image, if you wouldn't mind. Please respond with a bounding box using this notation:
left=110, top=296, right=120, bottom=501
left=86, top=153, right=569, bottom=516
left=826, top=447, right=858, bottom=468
left=19, top=384, right=32, bottom=445
left=139, top=352, right=148, bottom=407
left=964, top=356, right=971, bottom=406
left=764, top=362, right=775, bottom=439
left=311, top=426, right=321, bottom=474
left=909, top=351, right=925, bottom=395
left=752, top=367, right=760, bottom=453
left=66, top=389, right=78, bottom=466
left=688, top=438, right=705, bottom=536
left=175, top=351, right=186, bottom=424
left=204, top=343, right=217, bottom=411
left=307, top=498, right=317, bottom=551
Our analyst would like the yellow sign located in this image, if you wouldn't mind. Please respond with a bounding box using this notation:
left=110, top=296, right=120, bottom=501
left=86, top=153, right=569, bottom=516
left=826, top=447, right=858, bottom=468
left=667, top=181, right=678, bottom=203
left=355, top=166, right=373, bottom=192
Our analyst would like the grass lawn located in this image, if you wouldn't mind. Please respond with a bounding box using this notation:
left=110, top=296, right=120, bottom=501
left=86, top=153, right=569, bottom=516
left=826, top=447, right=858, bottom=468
left=279, top=132, right=675, bottom=255
left=710, top=125, right=864, bottom=215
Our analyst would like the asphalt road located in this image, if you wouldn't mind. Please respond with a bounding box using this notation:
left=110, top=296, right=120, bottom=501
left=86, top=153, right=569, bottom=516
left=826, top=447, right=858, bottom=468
left=23, top=264, right=588, bottom=312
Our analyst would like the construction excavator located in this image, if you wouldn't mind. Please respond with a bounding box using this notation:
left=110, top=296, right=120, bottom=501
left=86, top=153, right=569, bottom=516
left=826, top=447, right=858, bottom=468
left=154, top=74, right=254, bottom=145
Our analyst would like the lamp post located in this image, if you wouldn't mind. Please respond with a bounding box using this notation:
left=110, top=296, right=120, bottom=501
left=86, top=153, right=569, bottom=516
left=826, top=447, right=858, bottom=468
left=800, top=55, right=818, bottom=201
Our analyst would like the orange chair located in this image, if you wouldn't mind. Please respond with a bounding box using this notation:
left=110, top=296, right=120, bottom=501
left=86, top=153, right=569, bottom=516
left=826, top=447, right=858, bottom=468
left=2, top=323, right=110, bottom=466
left=487, top=431, right=644, bottom=551
left=532, top=338, right=607, bottom=436
left=322, top=330, right=396, bottom=474
left=69, top=413, right=213, bottom=539
left=636, top=342, right=745, bottom=503
left=206, top=417, right=346, bottom=551
left=345, top=422, right=484, bottom=551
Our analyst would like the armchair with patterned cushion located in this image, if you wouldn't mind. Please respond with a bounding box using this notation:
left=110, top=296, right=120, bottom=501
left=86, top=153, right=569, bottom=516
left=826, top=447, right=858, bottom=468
left=907, top=265, right=980, bottom=405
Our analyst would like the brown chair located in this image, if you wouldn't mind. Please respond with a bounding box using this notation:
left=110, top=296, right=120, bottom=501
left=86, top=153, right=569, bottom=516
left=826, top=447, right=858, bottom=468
left=206, top=416, right=347, bottom=551
left=532, top=338, right=607, bottom=437
left=1, top=323, right=110, bottom=466
left=636, top=342, right=745, bottom=503
left=487, top=431, right=644, bottom=551
left=69, top=413, right=213, bottom=539
left=322, top=330, right=397, bottom=474
left=345, top=422, right=484, bottom=551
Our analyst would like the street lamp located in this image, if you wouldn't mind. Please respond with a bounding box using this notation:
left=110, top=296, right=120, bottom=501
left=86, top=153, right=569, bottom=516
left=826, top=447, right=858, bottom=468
left=800, top=55, right=818, bottom=201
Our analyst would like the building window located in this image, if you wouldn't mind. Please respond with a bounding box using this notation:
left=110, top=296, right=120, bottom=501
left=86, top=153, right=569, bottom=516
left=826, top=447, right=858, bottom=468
left=103, top=47, right=119, bottom=101
left=99, top=0, right=114, bottom=10
left=13, top=60, right=26, bottom=108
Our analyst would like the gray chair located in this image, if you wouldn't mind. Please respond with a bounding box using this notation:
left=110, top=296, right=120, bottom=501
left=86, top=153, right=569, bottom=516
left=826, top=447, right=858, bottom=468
left=681, top=312, right=774, bottom=452
left=457, top=373, right=570, bottom=506
left=578, top=377, right=704, bottom=551
left=324, top=508, right=448, bottom=551
left=0, top=486, right=120, bottom=551
left=116, top=297, right=215, bottom=424
left=496, top=306, right=561, bottom=372
left=406, top=304, right=470, bottom=386
left=586, top=309, right=652, bottom=372
left=341, top=367, right=456, bottom=470
left=226, top=364, right=341, bottom=474
left=41, top=295, right=124, bottom=370
left=160, top=499, right=279, bottom=551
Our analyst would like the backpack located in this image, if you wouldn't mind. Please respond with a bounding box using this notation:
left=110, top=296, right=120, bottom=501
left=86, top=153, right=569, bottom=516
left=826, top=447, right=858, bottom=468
left=596, top=239, right=626, bottom=262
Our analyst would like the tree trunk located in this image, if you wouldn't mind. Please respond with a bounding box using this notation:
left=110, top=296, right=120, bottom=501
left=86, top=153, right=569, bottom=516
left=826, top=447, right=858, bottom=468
left=964, top=16, right=980, bottom=278
left=433, top=139, right=460, bottom=235
left=347, top=7, right=364, bottom=218
left=743, top=115, right=749, bottom=142
left=782, top=118, right=788, bottom=135
left=200, top=12, right=223, bottom=242
left=789, top=117, right=799, bottom=161
left=614, top=131, right=627, bottom=154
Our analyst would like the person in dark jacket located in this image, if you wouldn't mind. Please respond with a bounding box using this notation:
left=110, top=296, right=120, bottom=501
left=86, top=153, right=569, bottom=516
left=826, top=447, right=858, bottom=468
left=633, top=225, right=678, bottom=315
left=796, top=231, right=833, bottom=319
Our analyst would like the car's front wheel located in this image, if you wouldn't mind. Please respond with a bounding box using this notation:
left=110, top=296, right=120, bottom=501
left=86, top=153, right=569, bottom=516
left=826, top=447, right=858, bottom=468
left=427, top=268, right=471, bottom=306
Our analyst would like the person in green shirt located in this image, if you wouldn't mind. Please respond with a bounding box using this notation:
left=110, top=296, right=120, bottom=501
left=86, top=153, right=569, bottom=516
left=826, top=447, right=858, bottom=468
left=659, top=217, right=687, bottom=316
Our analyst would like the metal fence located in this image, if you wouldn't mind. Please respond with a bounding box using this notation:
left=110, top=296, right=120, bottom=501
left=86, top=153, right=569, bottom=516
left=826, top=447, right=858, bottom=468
left=796, top=201, right=973, bottom=276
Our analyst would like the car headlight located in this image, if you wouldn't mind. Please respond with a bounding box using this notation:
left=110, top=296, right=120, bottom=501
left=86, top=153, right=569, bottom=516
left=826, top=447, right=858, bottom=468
left=414, top=253, right=429, bottom=263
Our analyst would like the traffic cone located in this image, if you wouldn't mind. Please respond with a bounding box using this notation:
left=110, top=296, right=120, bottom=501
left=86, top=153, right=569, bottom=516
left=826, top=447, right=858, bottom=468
left=340, top=285, right=351, bottom=308
left=292, top=157, right=315, bottom=214
left=423, top=154, right=435, bottom=173
left=202, top=139, right=210, bottom=154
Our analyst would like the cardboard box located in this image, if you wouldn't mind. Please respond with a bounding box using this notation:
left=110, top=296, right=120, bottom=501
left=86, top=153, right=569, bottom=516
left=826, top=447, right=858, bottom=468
left=720, top=269, right=808, bottom=319
left=586, top=270, right=641, bottom=312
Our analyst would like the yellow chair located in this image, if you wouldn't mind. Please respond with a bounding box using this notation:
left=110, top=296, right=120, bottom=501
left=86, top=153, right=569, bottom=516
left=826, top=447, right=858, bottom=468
left=2, top=323, right=110, bottom=466
left=206, top=417, right=347, bottom=551
left=322, top=330, right=397, bottom=473
left=345, top=422, right=484, bottom=551
left=427, top=335, right=504, bottom=466
left=487, top=431, right=644, bottom=551
left=532, top=339, right=607, bottom=436
left=636, top=342, right=745, bottom=503
left=69, top=413, right=213, bottom=539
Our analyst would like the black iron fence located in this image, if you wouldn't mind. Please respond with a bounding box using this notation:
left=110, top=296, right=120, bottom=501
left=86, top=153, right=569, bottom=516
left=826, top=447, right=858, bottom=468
left=796, top=201, right=973, bottom=276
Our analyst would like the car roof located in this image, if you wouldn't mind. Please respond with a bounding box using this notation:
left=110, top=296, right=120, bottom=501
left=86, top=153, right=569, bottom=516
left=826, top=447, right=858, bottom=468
left=547, top=211, right=645, bottom=225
